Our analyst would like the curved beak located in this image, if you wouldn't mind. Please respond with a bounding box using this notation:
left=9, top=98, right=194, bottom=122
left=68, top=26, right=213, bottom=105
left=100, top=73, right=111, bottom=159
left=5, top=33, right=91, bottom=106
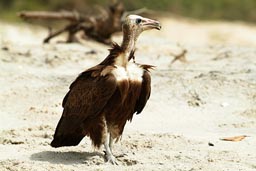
left=142, top=18, right=161, bottom=30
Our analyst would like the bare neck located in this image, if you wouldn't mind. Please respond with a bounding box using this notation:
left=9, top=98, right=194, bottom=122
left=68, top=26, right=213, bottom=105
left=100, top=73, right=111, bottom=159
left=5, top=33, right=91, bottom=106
left=121, top=28, right=137, bottom=58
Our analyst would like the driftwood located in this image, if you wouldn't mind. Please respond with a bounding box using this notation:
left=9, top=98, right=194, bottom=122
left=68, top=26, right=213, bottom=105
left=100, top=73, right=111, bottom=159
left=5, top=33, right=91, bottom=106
left=19, top=11, right=85, bottom=21
left=170, top=49, right=187, bottom=64
left=19, top=2, right=147, bottom=45
left=170, top=44, right=188, bottom=64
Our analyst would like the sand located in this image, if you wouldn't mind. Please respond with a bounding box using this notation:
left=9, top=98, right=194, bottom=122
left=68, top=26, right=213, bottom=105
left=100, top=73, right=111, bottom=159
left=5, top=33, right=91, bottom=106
left=0, top=16, right=256, bottom=171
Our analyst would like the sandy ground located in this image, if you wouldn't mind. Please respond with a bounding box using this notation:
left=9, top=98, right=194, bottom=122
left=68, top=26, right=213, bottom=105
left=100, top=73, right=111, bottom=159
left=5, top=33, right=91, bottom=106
left=0, top=16, right=256, bottom=171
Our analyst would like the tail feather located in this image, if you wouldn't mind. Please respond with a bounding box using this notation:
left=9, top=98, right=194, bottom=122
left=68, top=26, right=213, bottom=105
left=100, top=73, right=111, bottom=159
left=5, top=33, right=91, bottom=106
left=51, top=116, right=85, bottom=148
left=51, top=134, right=84, bottom=148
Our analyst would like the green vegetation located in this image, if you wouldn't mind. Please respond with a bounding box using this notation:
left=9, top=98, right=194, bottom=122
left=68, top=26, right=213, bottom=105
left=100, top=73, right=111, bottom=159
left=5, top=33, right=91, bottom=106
left=124, top=0, right=256, bottom=22
left=1, top=0, right=256, bottom=22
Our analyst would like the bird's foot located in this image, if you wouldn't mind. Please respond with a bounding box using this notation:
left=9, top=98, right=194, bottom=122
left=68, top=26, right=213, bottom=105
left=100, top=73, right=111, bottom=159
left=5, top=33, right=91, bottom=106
left=104, top=153, right=118, bottom=165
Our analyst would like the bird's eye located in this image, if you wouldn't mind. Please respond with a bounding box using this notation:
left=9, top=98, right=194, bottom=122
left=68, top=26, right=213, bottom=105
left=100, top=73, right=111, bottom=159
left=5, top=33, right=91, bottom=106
left=135, top=18, right=142, bottom=24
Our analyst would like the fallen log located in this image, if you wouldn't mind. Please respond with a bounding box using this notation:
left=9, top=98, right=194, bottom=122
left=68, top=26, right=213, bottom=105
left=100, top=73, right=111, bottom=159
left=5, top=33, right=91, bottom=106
left=19, top=11, right=86, bottom=22
left=18, top=2, right=148, bottom=45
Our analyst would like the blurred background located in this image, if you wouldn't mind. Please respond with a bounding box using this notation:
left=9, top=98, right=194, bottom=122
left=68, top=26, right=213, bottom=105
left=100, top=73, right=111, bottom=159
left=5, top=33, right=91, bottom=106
left=1, top=1, right=256, bottom=170
left=1, top=0, right=256, bottom=22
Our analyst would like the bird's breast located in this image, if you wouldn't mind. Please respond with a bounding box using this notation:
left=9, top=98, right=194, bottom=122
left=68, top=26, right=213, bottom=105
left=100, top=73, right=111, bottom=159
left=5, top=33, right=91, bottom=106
left=127, top=63, right=143, bottom=82
left=112, top=63, right=143, bottom=83
left=111, top=66, right=128, bottom=82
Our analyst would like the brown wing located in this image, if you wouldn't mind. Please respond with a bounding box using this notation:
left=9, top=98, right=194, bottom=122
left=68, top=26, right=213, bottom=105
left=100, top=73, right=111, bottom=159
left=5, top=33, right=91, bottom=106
left=134, top=70, right=151, bottom=114
left=51, top=68, right=117, bottom=147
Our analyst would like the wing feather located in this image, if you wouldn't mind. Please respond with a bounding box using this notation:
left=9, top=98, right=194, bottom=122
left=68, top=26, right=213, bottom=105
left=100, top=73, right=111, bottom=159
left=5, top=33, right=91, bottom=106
left=51, top=68, right=117, bottom=147
left=134, top=70, right=151, bottom=114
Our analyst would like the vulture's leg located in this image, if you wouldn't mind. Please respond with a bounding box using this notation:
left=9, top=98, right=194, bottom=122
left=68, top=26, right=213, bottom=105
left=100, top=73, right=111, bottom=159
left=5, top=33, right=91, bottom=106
left=104, top=132, right=118, bottom=165
left=109, top=134, right=114, bottom=153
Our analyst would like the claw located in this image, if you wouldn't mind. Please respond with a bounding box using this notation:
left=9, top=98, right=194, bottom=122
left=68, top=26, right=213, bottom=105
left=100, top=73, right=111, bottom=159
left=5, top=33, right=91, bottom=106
left=105, top=154, right=118, bottom=165
left=103, top=132, right=118, bottom=165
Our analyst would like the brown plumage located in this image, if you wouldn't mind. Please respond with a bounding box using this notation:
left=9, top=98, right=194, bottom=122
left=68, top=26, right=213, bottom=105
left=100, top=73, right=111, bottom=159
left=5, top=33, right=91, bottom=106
left=51, top=15, right=161, bottom=164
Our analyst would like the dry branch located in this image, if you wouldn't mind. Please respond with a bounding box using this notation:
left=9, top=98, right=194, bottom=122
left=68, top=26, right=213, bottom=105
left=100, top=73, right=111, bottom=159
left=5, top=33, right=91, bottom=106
left=18, top=2, right=148, bottom=45
left=19, top=11, right=86, bottom=22
left=170, top=49, right=188, bottom=64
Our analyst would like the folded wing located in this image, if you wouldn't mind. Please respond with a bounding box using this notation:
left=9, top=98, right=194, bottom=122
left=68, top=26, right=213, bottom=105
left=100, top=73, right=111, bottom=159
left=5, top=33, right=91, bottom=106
left=51, top=69, right=117, bottom=147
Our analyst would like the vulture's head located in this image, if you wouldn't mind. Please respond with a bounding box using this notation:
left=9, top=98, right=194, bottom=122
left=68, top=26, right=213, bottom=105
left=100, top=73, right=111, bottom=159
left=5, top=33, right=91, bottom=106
left=122, top=15, right=161, bottom=40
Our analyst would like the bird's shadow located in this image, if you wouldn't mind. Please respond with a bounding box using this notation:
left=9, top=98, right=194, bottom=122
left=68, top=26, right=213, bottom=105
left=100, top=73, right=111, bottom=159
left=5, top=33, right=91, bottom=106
left=30, top=151, right=104, bottom=165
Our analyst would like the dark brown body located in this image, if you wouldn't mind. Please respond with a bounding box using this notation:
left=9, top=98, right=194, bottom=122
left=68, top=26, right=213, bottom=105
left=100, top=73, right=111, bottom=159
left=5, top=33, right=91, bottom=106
left=51, top=44, right=152, bottom=148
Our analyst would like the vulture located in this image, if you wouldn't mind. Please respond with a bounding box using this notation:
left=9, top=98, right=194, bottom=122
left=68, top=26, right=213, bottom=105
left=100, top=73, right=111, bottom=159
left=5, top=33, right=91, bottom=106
left=51, top=14, right=161, bottom=164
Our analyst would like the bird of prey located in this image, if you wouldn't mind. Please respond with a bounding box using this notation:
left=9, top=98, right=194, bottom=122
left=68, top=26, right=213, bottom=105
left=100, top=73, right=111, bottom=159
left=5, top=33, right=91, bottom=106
left=51, top=14, right=161, bottom=164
